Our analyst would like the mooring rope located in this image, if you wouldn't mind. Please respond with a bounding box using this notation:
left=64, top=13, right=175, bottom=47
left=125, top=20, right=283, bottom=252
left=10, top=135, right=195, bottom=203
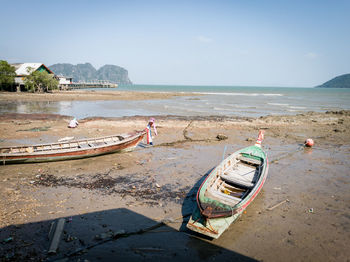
left=269, top=145, right=305, bottom=163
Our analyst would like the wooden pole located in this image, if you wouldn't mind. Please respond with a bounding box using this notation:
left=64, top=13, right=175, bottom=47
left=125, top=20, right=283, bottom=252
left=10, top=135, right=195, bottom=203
left=48, top=218, right=65, bottom=254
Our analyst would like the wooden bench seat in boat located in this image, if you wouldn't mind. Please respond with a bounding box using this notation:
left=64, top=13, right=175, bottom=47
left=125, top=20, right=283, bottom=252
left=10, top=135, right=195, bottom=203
left=206, top=174, right=246, bottom=207
left=221, top=156, right=262, bottom=189
left=237, top=155, right=262, bottom=166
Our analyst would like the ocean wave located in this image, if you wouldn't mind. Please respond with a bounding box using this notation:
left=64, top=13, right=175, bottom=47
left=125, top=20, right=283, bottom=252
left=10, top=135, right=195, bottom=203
left=193, top=92, right=283, bottom=97
left=213, top=107, right=233, bottom=111
left=268, top=103, right=289, bottom=106
left=289, top=106, right=307, bottom=109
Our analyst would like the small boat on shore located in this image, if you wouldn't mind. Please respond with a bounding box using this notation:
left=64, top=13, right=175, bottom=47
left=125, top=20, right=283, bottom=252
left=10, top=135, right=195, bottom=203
left=0, top=131, right=146, bottom=164
left=187, top=131, right=268, bottom=239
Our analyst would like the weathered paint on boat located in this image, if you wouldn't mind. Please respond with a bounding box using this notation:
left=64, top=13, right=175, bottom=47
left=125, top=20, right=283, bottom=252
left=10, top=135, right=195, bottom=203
left=0, top=131, right=146, bottom=164
left=187, top=134, right=268, bottom=239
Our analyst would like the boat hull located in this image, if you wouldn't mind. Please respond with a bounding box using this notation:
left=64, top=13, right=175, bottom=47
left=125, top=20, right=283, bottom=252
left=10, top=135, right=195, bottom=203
left=187, top=145, right=268, bottom=238
left=1, top=131, right=145, bottom=164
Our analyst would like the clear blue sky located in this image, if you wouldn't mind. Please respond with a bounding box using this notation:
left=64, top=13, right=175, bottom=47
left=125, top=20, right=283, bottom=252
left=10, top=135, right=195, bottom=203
left=1, top=0, right=349, bottom=87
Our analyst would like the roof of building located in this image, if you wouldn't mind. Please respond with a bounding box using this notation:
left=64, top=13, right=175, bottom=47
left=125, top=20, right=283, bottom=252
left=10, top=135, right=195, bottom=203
left=11, top=63, right=53, bottom=76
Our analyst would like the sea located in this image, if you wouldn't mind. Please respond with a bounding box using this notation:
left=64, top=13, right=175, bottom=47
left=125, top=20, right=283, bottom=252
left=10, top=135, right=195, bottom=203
left=1, top=85, right=350, bottom=119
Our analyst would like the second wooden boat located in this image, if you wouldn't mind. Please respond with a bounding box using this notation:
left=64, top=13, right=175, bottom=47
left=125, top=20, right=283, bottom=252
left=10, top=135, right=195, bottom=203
left=187, top=131, right=268, bottom=238
left=0, top=130, right=146, bottom=164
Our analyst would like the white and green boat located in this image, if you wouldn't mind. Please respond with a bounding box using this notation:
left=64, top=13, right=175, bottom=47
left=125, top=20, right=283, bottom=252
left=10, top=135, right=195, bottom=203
left=187, top=131, right=268, bottom=239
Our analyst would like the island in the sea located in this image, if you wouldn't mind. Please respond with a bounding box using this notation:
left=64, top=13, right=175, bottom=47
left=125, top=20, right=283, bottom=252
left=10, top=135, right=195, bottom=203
left=316, top=73, right=350, bottom=88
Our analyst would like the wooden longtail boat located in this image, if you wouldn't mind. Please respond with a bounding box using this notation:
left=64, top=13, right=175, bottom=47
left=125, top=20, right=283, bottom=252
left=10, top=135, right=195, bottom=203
left=0, top=131, right=146, bottom=164
left=187, top=131, right=268, bottom=238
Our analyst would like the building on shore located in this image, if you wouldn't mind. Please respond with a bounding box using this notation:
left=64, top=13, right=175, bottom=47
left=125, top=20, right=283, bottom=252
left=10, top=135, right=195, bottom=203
left=11, top=63, right=54, bottom=91
left=56, top=75, right=73, bottom=90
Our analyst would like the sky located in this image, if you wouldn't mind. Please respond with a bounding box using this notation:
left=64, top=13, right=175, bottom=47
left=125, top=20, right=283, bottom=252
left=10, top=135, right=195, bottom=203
left=1, top=0, right=349, bottom=87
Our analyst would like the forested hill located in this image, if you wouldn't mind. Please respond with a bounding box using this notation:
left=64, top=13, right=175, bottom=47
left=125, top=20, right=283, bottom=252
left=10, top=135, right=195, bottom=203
left=316, top=73, right=350, bottom=88
left=49, top=63, right=132, bottom=85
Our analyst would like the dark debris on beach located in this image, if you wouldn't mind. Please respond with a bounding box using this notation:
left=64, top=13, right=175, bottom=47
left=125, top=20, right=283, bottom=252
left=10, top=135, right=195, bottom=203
left=33, top=173, right=191, bottom=205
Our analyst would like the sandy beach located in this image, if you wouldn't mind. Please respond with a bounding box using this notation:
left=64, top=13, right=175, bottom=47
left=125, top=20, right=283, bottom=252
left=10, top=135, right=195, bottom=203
left=0, top=91, right=349, bottom=261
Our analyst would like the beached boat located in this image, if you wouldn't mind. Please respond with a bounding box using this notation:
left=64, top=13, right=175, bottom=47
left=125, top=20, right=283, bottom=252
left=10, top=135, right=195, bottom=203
left=0, top=131, right=146, bottom=164
left=187, top=131, right=268, bottom=239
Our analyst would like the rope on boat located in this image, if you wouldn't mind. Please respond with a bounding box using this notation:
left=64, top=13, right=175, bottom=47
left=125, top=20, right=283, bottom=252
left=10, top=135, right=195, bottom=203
left=187, top=217, right=218, bottom=235
left=206, top=219, right=218, bottom=234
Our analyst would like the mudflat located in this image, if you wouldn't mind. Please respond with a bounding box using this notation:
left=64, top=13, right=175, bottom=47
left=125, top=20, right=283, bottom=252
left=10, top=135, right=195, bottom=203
left=0, top=89, right=195, bottom=101
left=0, top=96, right=349, bottom=261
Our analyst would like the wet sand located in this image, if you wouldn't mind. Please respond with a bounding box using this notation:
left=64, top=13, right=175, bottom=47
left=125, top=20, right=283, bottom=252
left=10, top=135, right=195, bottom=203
left=0, top=90, right=196, bottom=102
left=0, top=108, right=350, bottom=261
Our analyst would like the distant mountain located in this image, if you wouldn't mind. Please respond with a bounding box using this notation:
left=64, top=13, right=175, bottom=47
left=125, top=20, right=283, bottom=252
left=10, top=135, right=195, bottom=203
left=49, top=63, right=132, bottom=85
left=316, top=73, right=350, bottom=88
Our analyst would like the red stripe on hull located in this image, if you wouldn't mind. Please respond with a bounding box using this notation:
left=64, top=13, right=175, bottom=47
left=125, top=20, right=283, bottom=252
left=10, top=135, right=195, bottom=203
left=1, top=133, right=144, bottom=164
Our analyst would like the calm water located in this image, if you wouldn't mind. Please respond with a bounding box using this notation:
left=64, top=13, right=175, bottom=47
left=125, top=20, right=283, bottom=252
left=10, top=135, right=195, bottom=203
left=1, top=85, right=350, bottom=118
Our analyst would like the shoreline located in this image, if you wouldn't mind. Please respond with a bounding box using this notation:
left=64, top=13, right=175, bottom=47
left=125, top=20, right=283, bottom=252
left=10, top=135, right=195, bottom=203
left=0, top=90, right=198, bottom=102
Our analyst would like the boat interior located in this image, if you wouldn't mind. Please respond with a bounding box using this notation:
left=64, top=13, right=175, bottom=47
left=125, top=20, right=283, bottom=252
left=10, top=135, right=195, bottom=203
left=205, top=153, right=263, bottom=207
left=0, top=134, right=129, bottom=154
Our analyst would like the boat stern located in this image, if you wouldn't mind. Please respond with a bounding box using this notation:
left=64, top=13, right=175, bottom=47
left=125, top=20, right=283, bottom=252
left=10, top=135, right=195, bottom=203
left=186, top=204, right=239, bottom=239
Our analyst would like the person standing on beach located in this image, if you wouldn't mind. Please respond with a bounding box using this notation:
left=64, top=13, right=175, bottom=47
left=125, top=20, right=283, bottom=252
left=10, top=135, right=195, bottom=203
left=145, top=118, right=157, bottom=145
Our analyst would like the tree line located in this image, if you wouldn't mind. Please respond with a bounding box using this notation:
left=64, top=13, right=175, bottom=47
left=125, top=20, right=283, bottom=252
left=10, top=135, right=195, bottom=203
left=0, top=60, right=59, bottom=92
